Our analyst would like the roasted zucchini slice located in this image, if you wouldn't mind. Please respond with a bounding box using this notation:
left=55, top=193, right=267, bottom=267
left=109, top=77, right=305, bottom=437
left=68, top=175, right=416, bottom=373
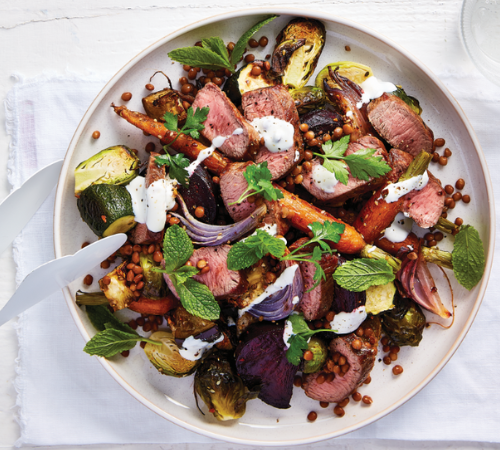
left=77, top=184, right=136, bottom=237
left=315, top=61, right=373, bottom=91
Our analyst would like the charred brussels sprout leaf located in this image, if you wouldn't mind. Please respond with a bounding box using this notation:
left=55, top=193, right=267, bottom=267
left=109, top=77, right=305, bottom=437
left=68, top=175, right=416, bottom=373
left=381, top=296, right=426, bottom=347
left=98, top=261, right=135, bottom=311
left=289, top=86, right=325, bottom=114
left=392, top=86, right=422, bottom=115
left=272, top=18, right=326, bottom=89
left=168, top=305, right=215, bottom=340
left=194, top=351, right=253, bottom=421
left=74, top=145, right=140, bottom=196
left=144, top=331, right=198, bottom=377
left=142, top=89, right=187, bottom=123
left=139, top=253, right=165, bottom=299
left=315, top=61, right=373, bottom=91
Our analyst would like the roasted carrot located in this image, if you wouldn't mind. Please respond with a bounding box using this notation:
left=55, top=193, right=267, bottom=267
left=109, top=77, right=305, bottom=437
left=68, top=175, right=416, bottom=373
left=127, top=295, right=179, bottom=315
left=113, top=105, right=366, bottom=254
left=112, top=104, right=230, bottom=175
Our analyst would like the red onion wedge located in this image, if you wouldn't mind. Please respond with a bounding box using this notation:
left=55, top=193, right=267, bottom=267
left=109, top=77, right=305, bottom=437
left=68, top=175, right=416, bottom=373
left=172, top=196, right=266, bottom=246
left=397, top=247, right=451, bottom=319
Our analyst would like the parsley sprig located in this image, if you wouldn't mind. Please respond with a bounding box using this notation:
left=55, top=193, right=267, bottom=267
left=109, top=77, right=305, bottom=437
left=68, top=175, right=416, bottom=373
left=313, top=135, right=391, bottom=185
left=227, top=221, right=345, bottom=291
left=155, top=107, right=209, bottom=187
left=285, top=314, right=336, bottom=365
left=228, top=162, right=284, bottom=205
left=168, top=16, right=278, bottom=73
left=83, top=305, right=161, bottom=358
left=153, top=225, right=220, bottom=320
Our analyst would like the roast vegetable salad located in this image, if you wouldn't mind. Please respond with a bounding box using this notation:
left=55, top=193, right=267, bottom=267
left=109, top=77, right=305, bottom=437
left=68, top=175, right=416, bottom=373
left=74, top=15, right=486, bottom=421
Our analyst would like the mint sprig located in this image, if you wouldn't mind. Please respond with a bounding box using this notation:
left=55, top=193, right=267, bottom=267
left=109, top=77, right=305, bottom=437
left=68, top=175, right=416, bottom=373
left=85, top=304, right=138, bottom=334
left=452, top=225, right=485, bottom=290
left=314, top=135, right=391, bottom=185
left=332, top=258, right=395, bottom=292
left=167, top=16, right=278, bottom=73
left=153, top=225, right=221, bottom=320
left=228, top=162, right=284, bottom=205
left=285, top=314, right=336, bottom=365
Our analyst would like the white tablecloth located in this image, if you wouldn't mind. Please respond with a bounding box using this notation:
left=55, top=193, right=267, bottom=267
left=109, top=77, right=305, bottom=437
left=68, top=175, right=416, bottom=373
left=1, top=1, right=500, bottom=448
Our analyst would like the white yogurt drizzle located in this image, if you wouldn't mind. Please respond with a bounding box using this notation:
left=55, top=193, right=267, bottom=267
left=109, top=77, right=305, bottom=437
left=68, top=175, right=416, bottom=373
left=239, top=265, right=299, bottom=317
left=356, top=77, right=397, bottom=109
left=126, top=175, right=177, bottom=233
left=312, top=164, right=339, bottom=193
left=178, top=334, right=224, bottom=361
left=384, top=212, right=414, bottom=243
left=383, top=171, right=429, bottom=203
left=283, top=320, right=294, bottom=349
left=251, top=116, right=295, bottom=153
left=330, top=306, right=367, bottom=334
left=187, top=128, right=243, bottom=176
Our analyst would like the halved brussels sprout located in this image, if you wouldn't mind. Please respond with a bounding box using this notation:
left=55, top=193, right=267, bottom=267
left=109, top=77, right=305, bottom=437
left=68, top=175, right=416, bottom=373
left=303, top=336, right=328, bottom=374
left=98, top=261, right=135, bottom=311
left=289, top=86, right=325, bottom=114
left=142, top=89, right=187, bottom=123
left=272, top=18, right=326, bottom=89
left=144, top=331, right=198, bottom=377
left=381, top=296, right=426, bottom=347
left=223, top=61, right=276, bottom=106
left=194, top=350, right=253, bottom=421
left=168, top=305, right=215, bottom=340
left=139, top=253, right=165, bottom=299
left=74, top=145, right=140, bottom=196
left=315, top=61, right=373, bottom=91
left=365, top=281, right=396, bottom=315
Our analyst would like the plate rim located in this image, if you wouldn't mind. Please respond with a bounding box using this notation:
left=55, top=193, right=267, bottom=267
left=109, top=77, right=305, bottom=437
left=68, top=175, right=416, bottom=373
left=53, top=6, right=496, bottom=445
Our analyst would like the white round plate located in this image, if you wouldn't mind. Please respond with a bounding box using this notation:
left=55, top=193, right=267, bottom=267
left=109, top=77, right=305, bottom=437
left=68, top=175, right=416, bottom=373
left=53, top=8, right=495, bottom=446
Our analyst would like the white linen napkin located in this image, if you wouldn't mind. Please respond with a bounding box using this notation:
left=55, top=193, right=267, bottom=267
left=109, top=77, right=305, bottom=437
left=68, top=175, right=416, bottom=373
left=5, top=72, right=500, bottom=447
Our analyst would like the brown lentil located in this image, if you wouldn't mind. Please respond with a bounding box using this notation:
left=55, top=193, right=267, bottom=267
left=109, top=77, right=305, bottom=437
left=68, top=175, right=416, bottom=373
left=197, top=259, right=208, bottom=269
left=145, top=83, right=154, bottom=91
left=441, top=212, right=448, bottom=218
left=195, top=206, right=205, bottom=218
left=309, top=138, right=319, bottom=147
left=121, top=92, right=132, bottom=101
left=434, top=138, right=445, bottom=147
left=143, top=322, right=152, bottom=332
left=250, top=66, right=262, bottom=77
left=444, top=185, right=454, bottom=195
left=153, top=251, right=163, bottom=263
left=91, top=130, right=100, bottom=139
left=462, top=194, right=471, bottom=203
left=259, top=36, right=269, bottom=47
left=444, top=148, right=452, bottom=157
left=389, top=352, right=398, bottom=361
left=188, top=68, right=197, bottom=80
left=320, top=401, right=329, bottom=408
left=316, top=373, right=326, bottom=384
left=434, top=231, right=444, bottom=242
left=121, top=350, right=130, bottom=357
left=333, top=406, right=345, bottom=417
left=263, top=61, right=271, bottom=71
left=393, top=365, right=404, bottom=375
left=307, top=411, right=318, bottom=421
left=181, top=83, right=194, bottom=94
left=304, top=150, right=313, bottom=160
left=100, top=260, right=110, bottom=269
left=455, top=217, right=464, bottom=226
left=428, top=239, right=437, bottom=247
left=333, top=127, right=343, bottom=139
left=383, top=356, right=391, bottom=365
left=345, top=45, right=351, bottom=51
left=352, top=392, right=362, bottom=402
left=131, top=252, right=140, bottom=264
left=304, top=131, right=315, bottom=141
left=432, top=152, right=440, bottom=162
left=439, top=156, right=448, bottom=166
left=299, top=123, right=309, bottom=132
left=362, top=396, right=373, bottom=405
left=323, top=133, right=331, bottom=142
left=293, top=375, right=303, bottom=387
left=383, top=344, right=391, bottom=353
left=390, top=346, right=401, bottom=355
left=407, top=251, right=418, bottom=260
left=212, top=176, right=220, bottom=184
left=444, top=198, right=454, bottom=207
left=169, top=216, right=180, bottom=225
left=248, top=38, right=259, bottom=48
left=352, top=339, right=362, bottom=350
left=303, top=350, right=314, bottom=361
left=145, top=142, right=155, bottom=153
left=294, top=174, right=304, bottom=184
left=338, top=398, right=350, bottom=407
left=179, top=76, right=188, bottom=85
left=456, top=178, right=465, bottom=190
left=452, top=192, right=462, bottom=202
left=102, top=275, right=111, bottom=285
left=83, top=274, right=93, bottom=285
left=244, top=54, right=255, bottom=63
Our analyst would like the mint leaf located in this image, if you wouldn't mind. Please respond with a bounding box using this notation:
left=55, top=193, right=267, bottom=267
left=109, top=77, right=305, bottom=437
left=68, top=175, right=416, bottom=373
left=202, top=37, right=230, bottom=64
left=162, top=111, right=179, bottom=132
left=227, top=230, right=286, bottom=270
left=173, top=265, right=199, bottom=284
left=452, top=225, right=486, bottom=290
left=333, top=258, right=395, bottom=292
left=86, top=304, right=137, bottom=334
left=162, top=225, right=194, bottom=272
left=168, top=46, right=232, bottom=71
left=178, top=278, right=220, bottom=320
left=231, top=15, right=278, bottom=67
left=83, top=329, right=160, bottom=358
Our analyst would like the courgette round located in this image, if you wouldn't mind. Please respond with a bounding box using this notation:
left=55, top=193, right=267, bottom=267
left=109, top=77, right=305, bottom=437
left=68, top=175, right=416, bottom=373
left=77, top=184, right=136, bottom=237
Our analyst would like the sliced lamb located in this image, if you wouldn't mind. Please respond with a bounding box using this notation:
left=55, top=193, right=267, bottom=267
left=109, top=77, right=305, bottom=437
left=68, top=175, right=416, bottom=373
left=164, top=245, right=247, bottom=299
left=403, top=171, right=445, bottom=228
left=387, top=148, right=414, bottom=183
left=262, top=199, right=290, bottom=237
left=290, top=237, right=339, bottom=320
left=301, top=136, right=389, bottom=206
left=367, top=93, right=434, bottom=156
left=303, top=317, right=380, bottom=403
left=192, top=83, right=261, bottom=160
left=220, top=161, right=257, bottom=222
left=242, top=85, right=304, bottom=180
left=145, top=152, right=165, bottom=187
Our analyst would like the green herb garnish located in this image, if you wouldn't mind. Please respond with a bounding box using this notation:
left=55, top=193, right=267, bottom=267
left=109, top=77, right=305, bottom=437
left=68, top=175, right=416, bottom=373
left=228, top=162, right=284, bottom=205
left=313, top=135, right=392, bottom=185
left=85, top=304, right=137, bottom=334
left=285, top=314, right=336, bottom=365
left=168, top=16, right=278, bottom=73
left=153, top=225, right=221, bottom=320
left=452, top=225, right=485, bottom=290
left=84, top=327, right=160, bottom=358
left=155, top=153, right=191, bottom=188
left=227, top=221, right=344, bottom=291
left=332, top=258, right=395, bottom=292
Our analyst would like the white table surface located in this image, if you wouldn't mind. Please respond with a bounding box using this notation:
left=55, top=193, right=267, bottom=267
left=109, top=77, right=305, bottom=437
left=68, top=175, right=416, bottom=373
left=1, top=1, right=499, bottom=449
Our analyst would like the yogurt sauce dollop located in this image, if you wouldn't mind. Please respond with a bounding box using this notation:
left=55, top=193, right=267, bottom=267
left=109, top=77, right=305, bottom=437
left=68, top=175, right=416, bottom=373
left=251, top=116, right=295, bottom=153
left=356, top=77, right=397, bottom=109
left=312, top=164, right=339, bottom=193
left=384, top=212, right=414, bottom=243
